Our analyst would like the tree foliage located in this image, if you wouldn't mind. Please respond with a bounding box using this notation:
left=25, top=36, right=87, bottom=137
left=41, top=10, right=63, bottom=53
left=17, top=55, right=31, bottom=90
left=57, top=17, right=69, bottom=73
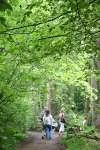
left=0, top=0, right=100, bottom=149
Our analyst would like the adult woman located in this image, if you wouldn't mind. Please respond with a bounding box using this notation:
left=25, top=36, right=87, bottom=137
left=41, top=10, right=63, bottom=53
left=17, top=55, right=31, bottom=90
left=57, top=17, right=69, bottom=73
left=59, top=110, right=65, bottom=135
left=43, top=110, right=53, bottom=140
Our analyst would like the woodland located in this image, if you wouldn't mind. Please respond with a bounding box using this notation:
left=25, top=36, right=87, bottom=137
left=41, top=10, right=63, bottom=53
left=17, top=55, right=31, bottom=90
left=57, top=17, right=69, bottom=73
left=0, top=0, right=100, bottom=150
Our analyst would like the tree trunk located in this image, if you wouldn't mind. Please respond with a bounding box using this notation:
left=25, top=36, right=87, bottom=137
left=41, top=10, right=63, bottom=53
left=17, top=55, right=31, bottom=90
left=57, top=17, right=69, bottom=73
left=89, top=56, right=100, bottom=128
left=46, top=80, right=52, bottom=112
left=93, top=59, right=100, bottom=128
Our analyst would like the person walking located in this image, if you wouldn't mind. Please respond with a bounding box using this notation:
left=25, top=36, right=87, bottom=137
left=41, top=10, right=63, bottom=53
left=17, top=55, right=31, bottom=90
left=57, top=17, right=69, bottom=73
left=43, top=110, right=53, bottom=140
left=59, top=110, right=65, bottom=135
left=39, top=107, right=48, bottom=139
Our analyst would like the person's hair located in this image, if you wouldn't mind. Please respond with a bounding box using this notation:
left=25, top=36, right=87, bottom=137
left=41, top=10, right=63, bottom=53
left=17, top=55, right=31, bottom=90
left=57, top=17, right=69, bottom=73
left=45, top=110, right=50, bottom=116
left=84, top=116, right=87, bottom=120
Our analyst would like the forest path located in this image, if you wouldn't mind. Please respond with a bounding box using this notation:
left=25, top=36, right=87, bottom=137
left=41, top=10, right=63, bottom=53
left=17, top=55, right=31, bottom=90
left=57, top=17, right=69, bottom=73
left=18, top=131, right=66, bottom=150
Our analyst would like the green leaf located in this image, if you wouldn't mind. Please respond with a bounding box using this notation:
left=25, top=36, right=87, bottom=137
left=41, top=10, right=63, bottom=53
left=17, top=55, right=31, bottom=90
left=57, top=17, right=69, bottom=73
left=0, top=16, right=6, bottom=26
left=26, top=3, right=35, bottom=10
left=0, top=1, right=12, bottom=11
left=24, top=11, right=32, bottom=16
left=95, top=4, right=100, bottom=13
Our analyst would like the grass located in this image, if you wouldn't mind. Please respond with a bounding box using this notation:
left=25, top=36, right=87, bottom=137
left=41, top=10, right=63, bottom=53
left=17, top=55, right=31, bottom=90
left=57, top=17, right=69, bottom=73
left=60, top=136, right=100, bottom=150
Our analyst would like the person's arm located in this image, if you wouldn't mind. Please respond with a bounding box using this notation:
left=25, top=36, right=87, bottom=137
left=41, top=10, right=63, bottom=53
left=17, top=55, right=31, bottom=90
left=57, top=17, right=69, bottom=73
left=43, top=116, right=45, bottom=124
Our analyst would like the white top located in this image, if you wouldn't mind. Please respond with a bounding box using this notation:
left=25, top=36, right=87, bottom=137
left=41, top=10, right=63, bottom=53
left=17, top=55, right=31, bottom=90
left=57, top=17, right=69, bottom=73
left=83, top=119, right=87, bottom=126
left=59, top=122, right=64, bottom=132
left=43, top=114, right=53, bottom=126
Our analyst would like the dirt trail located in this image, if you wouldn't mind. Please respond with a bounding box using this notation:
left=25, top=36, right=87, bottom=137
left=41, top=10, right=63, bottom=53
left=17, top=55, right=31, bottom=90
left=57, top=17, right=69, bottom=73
left=18, top=131, right=66, bottom=150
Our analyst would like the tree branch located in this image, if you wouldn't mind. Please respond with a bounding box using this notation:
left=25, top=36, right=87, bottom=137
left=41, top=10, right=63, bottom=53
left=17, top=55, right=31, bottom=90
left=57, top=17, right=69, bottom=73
left=94, top=18, right=100, bottom=23
left=75, top=0, right=94, bottom=41
left=0, top=32, right=33, bottom=35
left=38, top=34, right=68, bottom=40
left=0, top=12, right=71, bottom=34
left=89, top=0, right=99, bottom=5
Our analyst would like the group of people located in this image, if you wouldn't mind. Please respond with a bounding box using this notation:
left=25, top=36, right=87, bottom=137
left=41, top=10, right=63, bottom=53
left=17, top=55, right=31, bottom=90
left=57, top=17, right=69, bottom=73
left=40, top=107, right=65, bottom=140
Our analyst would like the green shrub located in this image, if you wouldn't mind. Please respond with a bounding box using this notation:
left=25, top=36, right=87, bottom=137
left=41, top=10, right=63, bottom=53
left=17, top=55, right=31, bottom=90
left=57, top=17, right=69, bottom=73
left=61, top=137, right=100, bottom=150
